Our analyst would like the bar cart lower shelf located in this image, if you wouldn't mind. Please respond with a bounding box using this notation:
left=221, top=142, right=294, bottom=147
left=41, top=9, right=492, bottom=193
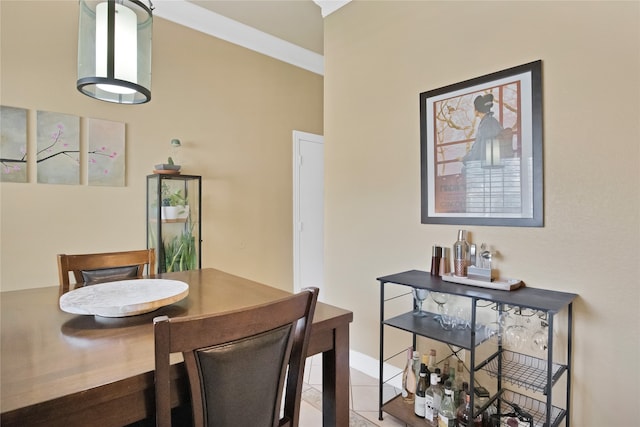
left=383, top=390, right=565, bottom=427
left=381, top=396, right=427, bottom=427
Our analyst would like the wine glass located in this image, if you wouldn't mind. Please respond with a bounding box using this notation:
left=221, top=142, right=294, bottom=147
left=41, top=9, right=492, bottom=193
left=484, top=321, right=502, bottom=345
left=531, top=322, right=549, bottom=353
left=454, top=306, right=471, bottom=330
left=498, top=309, right=513, bottom=330
left=431, top=292, right=450, bottom=327
left=412, top=288, right=429, bottom=317
left=504, top=310, right=528, bottom=350
left=531, top=314, right=549, bottom=353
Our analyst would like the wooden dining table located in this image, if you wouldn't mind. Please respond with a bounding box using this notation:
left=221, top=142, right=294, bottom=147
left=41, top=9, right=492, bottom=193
left=0, top=268, right=353, bottom=427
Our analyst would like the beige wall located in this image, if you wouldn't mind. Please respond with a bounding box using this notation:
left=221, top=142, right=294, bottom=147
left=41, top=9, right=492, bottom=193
left=323, top=1, right=639, bottom=425
left=0, top=1, right=323, bottom=292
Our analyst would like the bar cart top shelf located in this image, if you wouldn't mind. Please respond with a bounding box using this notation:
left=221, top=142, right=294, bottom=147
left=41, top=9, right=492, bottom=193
left=377, top=270, right=577, bottom=314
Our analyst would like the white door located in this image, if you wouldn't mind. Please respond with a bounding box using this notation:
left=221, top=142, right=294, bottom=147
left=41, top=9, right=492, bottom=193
left=293, top=131, right=324, bottom=299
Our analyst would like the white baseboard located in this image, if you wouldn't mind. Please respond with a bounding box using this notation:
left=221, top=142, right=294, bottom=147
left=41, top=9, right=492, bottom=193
left=349, top=349, right=403, bottom=390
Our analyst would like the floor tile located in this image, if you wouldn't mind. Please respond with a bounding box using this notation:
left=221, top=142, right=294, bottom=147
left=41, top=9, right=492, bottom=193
left=350, top=367, right=379, bottom=386
left=299, top=400, right=324, bottom=427
left=301, top=356, right=410, bottom=427
left=357, top=411, right=407, bottom=427
left=306, top=356, right=324, bottom=387
left=351, top=385, right=380, bottom=412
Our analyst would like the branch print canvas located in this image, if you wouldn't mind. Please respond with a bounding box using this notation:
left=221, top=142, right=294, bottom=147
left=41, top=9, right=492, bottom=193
left=88, top=118, right=125, bottom=187
left=37, top=111, right=80, bottom=185
left=0, top=106, right=28, bottom=183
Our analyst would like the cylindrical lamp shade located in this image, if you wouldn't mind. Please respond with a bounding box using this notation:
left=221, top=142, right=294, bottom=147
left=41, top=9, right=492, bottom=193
left=77, top=0, right=153, bottom=104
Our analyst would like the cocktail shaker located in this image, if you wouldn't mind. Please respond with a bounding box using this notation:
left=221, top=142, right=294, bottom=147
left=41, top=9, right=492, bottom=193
left=453, top=230, right=469, bottom=277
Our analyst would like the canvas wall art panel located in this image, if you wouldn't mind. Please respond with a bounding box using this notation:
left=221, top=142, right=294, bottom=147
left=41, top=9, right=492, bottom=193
left=37, top=111, right=80, bottom=185
left=87, top=118, right=125, bottom=187
left=0, top=106, right=28, bottom=183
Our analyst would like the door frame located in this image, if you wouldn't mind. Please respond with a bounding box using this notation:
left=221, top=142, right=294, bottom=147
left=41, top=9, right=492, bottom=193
left=292, top=130, right=324, bottom=295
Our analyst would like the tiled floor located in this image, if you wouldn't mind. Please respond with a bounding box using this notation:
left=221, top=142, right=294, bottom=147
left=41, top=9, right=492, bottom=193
left=300, top=355, right=407, bottom=427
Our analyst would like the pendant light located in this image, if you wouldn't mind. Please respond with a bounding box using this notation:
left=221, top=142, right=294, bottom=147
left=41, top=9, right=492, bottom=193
left=77, top=0, right=153, bottom=104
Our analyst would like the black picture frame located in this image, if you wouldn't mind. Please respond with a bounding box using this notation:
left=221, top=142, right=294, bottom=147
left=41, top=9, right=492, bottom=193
left=420, top=60, right=543, bottom=227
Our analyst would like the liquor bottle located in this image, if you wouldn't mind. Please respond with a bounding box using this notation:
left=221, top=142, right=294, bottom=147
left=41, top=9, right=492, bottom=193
left=456, top=393, right=482, bottom=427
left=474, top=386, right=495, bottom=426
left=414, top=365, right=428, bottom=417
left=431, top=367, right=443, bottom=415
left=448, top=366, right=457, bottom=405
left=438, top=380, right=456, bottom=427
left=458, top=382, right=469, bottom=409
left=412, top=350, right=421, bottom=383
left=434, top=368, right=442, bottom=387
left=453, top=229, right=470, bottom=277
left=401, top=347, right=416, bottom=403
left=424, top=373, right=442, bottom=427
left=427, top=349, right=438, bottom=373
left=441, top=359, right=450, bottom=383
left=422, top=354, right=431, bottom=379
left=454, top=360, right=467, bottom=401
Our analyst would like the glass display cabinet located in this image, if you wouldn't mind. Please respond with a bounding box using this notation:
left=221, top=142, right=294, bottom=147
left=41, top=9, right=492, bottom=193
left=147, top=174, right=201, bottom=273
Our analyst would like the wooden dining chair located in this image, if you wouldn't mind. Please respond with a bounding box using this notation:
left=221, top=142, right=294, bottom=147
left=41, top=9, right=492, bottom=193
left=57, top=249, right=156, bottom=296
left=153, top=287, right=319, bottom=427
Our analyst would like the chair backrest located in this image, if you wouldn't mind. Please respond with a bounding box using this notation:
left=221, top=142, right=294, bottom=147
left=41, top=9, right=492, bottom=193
left=57, top=249, right=156, bottom=296
left=154, top=287, right=319, bottom=427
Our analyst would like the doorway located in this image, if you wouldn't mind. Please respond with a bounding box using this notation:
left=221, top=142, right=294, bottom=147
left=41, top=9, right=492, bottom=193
left=292, top=131, right=324, bottom=299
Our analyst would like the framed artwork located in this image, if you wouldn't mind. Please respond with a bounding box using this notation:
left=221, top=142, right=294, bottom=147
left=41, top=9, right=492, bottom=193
left=88, top=118, right=125, bottom=186
left=420, top=60, right=543, bottom=227
left=37, top=111, right=80, bottom=185
left=0, top=106, right=28, bottom=183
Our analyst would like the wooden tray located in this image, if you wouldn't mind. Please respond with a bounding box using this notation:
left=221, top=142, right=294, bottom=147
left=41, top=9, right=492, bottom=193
left=441, top=272, right=523, bottom=291
left=153, top=169, right=180, bottom=175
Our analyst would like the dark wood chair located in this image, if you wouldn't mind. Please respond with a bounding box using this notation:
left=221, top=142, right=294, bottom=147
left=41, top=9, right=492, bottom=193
left=153, top=287, right=319, bottom=427
left=57, top=249, right=156, bottom=296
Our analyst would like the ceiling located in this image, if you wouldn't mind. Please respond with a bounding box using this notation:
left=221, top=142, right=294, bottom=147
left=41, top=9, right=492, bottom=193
left=187, top=1, right=325, bottom=54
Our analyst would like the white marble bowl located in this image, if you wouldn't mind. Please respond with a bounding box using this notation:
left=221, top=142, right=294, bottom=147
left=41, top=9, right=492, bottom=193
left=59, top=279, right=189, bottom=317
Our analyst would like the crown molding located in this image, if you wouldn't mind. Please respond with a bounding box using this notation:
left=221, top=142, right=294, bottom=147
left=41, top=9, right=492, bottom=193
left=153, top=0, right=324, bottom=75
left=313, top=0, right=351, bottom=18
